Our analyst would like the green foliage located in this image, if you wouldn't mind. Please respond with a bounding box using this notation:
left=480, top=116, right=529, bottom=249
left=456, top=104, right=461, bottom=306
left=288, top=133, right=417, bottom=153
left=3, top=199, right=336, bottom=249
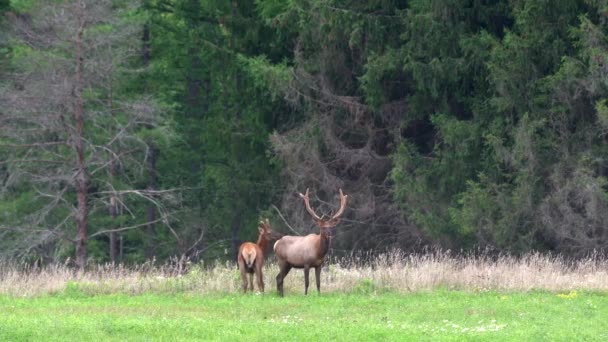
left=3, top=0, right=608, bottom=260
left=241, top=55, right=292, bottom=100
left=597, top=99, right=608, bottom=130
left=392, top=114, right=482, bottom=242
left=391, top=142, right=456, bottom=239
left=0, top=191, right=35, bottom=220
left=360, top=48, right=402, bottom=108
left=8, top=0, right=35, bottom=12
left=142, top=0, right=289, bottom=259
left=390, top=0, right=608, bottom=252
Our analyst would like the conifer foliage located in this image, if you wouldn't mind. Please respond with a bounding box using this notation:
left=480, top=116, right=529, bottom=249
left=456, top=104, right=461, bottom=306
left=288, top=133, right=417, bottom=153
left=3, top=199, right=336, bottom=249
left=1, top=0, right=607, bottom=264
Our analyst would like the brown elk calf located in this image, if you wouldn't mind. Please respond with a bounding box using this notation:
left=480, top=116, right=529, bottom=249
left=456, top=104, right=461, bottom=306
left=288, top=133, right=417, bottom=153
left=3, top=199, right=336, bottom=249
left=238, top=219, right=281, bottom=293
left=274, top=189, right=348, bottom=297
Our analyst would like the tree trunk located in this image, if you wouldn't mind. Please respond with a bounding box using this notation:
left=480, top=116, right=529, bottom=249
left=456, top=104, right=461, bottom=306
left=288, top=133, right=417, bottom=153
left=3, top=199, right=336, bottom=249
left=145, top=144, right=158, bottom=260
left=74, top=10, right=89, bottom=270
left=142, top=21, right=150, bottom=71
left=186, top=46, right=204, bottom=115
left=109, top=196, right=119, bottom=263
left=142, top=9, right=158, bottom=261
left=107, top=41, right=119, bottom=264
left=231, top=213, right=241, bottom=262
left=185, top=0, right=209, bottom=117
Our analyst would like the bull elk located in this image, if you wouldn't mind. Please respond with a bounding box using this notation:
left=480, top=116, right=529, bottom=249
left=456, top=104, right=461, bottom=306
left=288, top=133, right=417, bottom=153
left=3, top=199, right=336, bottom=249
left=238, top=219, right=281, bottom=293
left=274, top=188, right=348, bottom=297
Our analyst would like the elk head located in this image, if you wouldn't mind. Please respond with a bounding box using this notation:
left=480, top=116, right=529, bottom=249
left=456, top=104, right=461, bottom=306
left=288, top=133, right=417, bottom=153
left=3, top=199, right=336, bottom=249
left=258, top=218, right=282, bottom=242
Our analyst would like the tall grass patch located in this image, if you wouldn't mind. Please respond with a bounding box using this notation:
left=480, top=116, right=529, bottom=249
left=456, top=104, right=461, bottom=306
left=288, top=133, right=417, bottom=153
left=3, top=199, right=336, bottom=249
left=1, top=250, right=607, bottom=297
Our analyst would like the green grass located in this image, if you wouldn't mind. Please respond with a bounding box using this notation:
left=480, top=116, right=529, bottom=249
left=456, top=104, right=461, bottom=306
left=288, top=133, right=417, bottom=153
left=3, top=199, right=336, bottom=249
left=0, top=290, right=606, bottom=341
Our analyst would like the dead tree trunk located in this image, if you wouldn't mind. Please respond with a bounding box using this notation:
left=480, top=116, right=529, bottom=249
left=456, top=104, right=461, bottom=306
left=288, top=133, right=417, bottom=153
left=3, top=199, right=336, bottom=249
left=142, top=11, right=158, bottom=260
left=74, top=9, right=89, bottom=270
left=231, top=213, right=241, bottom=262
left=1, top=0, right=159, bottom=265
left=109, top=196, right=119, bottom=262
left=145, top=144, right=158, bottom=259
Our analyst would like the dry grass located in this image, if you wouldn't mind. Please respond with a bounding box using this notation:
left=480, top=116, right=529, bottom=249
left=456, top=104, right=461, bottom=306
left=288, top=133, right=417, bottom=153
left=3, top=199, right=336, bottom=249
left=1, top=250, right=607, bottom=297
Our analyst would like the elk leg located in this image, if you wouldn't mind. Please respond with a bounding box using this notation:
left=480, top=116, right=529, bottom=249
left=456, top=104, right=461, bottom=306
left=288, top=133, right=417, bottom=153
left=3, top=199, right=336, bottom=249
left=256, top=269, right=265, bottom=293
left=248, top=273, right=254, bottom=292
left=276, top=262, right=291, bottom=297
left=304, top=265, right=310, bottom=295
left=238, top=258, right=248, bottom=293
left=255, top=257, right=265, bottom=293
left=315, top=266, right=322, bottom=293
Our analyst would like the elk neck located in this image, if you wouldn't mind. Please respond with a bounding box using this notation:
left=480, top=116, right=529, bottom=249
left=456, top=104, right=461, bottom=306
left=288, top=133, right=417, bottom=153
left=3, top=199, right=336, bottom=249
left=316, top=229, right=332, bottom=259
left=256, top=233, right=270, bottom=256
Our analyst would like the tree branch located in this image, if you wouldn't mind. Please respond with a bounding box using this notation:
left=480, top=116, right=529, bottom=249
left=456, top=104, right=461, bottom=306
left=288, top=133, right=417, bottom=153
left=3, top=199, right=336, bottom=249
left=0, top=142, right=68, bottom=148
left=272, top=204, right=301, bottom=235
left=89, top=218, right=165, bottom=238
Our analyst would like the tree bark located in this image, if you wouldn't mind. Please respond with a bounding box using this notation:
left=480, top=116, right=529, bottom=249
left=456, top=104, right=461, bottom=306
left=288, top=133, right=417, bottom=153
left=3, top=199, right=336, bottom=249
left=142, top=8, right=158, bottom=261
left=185, top=0, right=209, bottom=117
left=145, top=144, right=158, bottom=260
left=74, top=6, right=89, bottom=270
left=231, top=213, right=241, bottom=262
left=107, top=40, right=120, bottom=264
left=109, top=196, right=119, bottom=262
left=142, top=21, right=150, bottom=71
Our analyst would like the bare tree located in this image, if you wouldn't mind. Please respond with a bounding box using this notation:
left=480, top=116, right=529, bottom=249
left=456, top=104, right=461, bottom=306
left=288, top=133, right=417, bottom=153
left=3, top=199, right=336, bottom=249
left=270, top=55, right=425, bottom=254
left=539, top=162, right=608, bottom=256
left=0, top=0, right=161, bottom=268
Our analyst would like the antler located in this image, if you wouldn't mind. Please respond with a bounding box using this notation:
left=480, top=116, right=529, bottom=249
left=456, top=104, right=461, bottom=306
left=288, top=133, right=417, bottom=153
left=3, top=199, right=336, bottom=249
left=330, top=188, right=348, bottom=220
left=299, top=188, right=322, bottom=222
left=299, top=188, right=348, bottom=227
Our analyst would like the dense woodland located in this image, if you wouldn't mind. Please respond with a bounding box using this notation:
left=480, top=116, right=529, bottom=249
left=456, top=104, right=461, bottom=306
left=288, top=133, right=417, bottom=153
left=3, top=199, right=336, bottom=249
left=0, top=0, right=607, bottom=267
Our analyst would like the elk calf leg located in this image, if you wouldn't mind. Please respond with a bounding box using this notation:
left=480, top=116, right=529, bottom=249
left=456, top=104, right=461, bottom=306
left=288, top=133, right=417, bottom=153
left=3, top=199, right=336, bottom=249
left=304, top=265, right=310, bottom=295
left=256, top=270, right=264, bottom=293
left=315, top=266, right=322, bottom=293
left=238, top=261, right=248, bottom=293
left=248, top=273, right=254, bottom=292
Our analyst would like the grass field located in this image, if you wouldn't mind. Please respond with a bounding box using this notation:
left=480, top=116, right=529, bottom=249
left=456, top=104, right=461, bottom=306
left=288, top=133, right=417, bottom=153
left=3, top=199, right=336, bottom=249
left=1, top=290, right=606, bottom=341
left=1, top=252, right=607, bottom=340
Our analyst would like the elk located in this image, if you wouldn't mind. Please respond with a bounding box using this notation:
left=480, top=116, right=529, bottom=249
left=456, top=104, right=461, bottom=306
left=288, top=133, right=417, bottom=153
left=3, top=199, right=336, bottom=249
left=274, top=188, right=348, bottom=296
left=238, top=219, right=281, bottom=293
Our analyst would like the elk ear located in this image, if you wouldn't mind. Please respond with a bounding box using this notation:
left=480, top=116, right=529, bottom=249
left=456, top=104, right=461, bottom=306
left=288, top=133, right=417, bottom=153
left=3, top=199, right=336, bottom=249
left=258, top=226, right=265, bottom=234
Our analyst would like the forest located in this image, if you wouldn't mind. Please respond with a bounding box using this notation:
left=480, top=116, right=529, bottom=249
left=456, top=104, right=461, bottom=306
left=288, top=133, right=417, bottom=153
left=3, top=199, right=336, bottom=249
left=0, top=0, right=607, bottom=268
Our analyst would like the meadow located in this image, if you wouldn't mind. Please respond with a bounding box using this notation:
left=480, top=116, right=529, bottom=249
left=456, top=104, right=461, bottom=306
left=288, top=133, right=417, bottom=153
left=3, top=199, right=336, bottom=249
left=1, top=251, right=607, bottom=340
left=2, top=290, right=607, bottom=341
